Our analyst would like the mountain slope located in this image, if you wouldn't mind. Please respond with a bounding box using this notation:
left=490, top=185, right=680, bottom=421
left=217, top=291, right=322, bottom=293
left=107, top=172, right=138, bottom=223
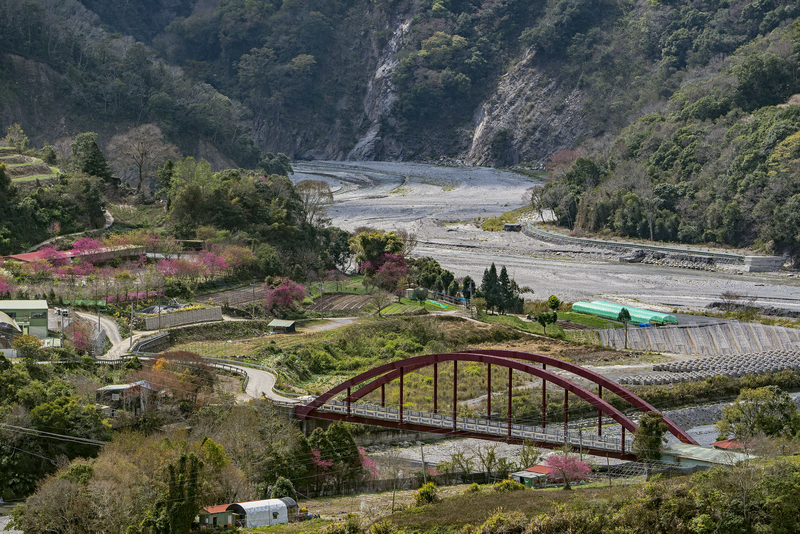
left=0, top=0, right=798, bottom=168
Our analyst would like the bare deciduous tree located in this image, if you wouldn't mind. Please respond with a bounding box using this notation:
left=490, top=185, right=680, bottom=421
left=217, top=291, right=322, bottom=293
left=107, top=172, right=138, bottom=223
left=296, top=180, right=333, bottom=226
left=107, top=124, right=179, bottom=192
left=395, top=228, right=419, bottom=257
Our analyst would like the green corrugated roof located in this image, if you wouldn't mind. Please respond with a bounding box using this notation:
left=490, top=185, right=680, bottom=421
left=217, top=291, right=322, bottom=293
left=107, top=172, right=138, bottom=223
left=268, top=319, right=296, bottom=327
left=664, top=444, right=753, bottom=465
left=0, top=300, right=48, bottom=310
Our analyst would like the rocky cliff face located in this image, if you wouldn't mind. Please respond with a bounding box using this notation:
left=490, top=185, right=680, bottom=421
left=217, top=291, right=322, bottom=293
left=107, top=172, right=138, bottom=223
left=347, top=16, right=413, bottom=161
left=464, top=50, right=588, bottom=166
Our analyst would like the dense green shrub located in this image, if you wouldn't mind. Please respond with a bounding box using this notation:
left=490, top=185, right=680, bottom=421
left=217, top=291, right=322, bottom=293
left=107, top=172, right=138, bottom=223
left=413, top=482, right=441, bottom=506
left=492, top=479, right=525, bottom=492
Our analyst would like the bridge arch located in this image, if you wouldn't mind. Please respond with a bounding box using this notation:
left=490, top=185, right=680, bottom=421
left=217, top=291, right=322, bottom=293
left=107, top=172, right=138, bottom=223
left=470, top=349, right=695, bottom=445
left=295, top=351, right=695, bottom=456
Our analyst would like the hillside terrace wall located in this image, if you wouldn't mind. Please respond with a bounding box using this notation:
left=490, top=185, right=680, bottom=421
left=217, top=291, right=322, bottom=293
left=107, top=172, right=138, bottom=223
left=144, top=307, right=222, bottom=330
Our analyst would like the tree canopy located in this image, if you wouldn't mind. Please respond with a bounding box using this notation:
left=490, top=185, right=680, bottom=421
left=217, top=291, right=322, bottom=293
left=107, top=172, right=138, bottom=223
left=716, top=385, right=800, bottom=441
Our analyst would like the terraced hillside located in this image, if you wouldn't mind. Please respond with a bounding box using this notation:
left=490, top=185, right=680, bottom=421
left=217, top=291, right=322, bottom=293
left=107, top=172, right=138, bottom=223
left=0, top=149, right=58, bottom=182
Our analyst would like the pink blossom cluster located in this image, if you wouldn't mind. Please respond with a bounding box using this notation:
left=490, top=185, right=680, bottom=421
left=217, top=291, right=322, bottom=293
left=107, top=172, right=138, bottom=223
left=0, top=273, right=16, bottom=297
left=544, top=454, right=592, bottom=486
left=156, top=258, right=206, bottom=279
left=263, top=278, right=305, bottom=310
left=39, top=246, right=69, bottom=267
left=70, top=237, right=103, bottom=255
left=209, top=244, right=255, bottom=270
left=374, top=254, right=408, bottom=292
left=358, top=447, right=378, bottom=480
left=311, top=448, right=333, bottom=470
left=72, top=330, right=89, bottom=352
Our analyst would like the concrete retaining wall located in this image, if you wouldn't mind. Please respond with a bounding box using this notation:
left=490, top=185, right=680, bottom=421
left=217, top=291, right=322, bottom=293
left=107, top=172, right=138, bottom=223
left=523, top=225, right=743, bottom=266
left=744, top=256, right=785, bottom=272
left=144, top=307, right=222, bottom=330
left=599, top=322, right=800, bottom=355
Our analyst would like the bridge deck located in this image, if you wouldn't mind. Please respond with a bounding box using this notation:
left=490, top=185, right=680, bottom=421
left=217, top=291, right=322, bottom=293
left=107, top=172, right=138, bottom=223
left=309, top=400, right=634, bottom=459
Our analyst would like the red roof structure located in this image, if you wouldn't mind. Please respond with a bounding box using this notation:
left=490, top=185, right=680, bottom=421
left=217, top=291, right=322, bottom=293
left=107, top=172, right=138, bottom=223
left=203, top=504, right=232, bottom=514
left=6, top=245, right=144, bottom=264
left=524, top=465, right=556, bottom=475
left=710, top=438, right=742, bottom=450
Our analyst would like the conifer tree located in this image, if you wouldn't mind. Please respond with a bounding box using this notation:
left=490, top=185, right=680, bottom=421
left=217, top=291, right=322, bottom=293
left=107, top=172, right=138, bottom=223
left=480, top=263, right=500, bottom=314
left=70, top=132, right=112, bottom=180
left=498, top=266, right=513, bottom=314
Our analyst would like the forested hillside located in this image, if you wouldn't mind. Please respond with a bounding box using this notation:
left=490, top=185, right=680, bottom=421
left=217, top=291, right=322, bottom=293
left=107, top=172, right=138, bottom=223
left=0, top=0, right=798, bottom=169
left=535, top=20, right=800, bottom=260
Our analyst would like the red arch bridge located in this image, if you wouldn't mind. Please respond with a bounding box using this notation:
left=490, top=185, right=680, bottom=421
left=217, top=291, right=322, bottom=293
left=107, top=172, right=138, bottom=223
left=295, top=350, right=696, bottom=460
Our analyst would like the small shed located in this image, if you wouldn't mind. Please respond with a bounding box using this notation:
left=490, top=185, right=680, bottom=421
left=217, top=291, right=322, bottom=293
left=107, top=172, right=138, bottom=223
left=511, top=465, right=559, bottom=487
left=226, top=498, right=298, bottom=528
left=95, top=380, right=157, bottom=417
left=198, top=504, right=237, bottom=529
left=268, top=319, right=296, bottom=334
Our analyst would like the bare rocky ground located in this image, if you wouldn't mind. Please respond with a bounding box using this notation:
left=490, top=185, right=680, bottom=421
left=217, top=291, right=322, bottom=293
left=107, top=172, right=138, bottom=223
left=294, top=161, right=800, bottom=314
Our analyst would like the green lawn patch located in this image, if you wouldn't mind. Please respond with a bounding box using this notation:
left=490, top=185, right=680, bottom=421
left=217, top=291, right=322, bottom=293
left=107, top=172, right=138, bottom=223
left=480, top=205, right=535, bottom=231
left=11, top=173, right=57, bottom=182
left=479, top=312, right=564, bottom=337
left=244, top=518, right=332, bottom=533
left=558, top=311, right=621, bottom=329
left=389, top=482, right=641, bottom=531
left=380, top=301, right=422, bottom=315
left=416, top=298, right=457, bottom=311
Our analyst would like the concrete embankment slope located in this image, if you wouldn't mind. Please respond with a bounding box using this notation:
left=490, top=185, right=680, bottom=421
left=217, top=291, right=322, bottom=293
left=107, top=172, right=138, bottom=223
left=598, top=320, right=800, bottom=355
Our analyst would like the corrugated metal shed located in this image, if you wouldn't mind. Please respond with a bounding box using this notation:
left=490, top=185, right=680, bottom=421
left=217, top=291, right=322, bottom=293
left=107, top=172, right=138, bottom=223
left=96, top=380, right=155, bottom=392
left=268, top=319, right=296, bottom=333
left=226, top=498, right=295, bottom=527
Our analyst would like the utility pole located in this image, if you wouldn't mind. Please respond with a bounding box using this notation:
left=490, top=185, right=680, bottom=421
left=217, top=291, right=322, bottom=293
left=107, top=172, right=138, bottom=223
left=129, top=301, right=134, bottom=350
left=252, top=277, right=256, bottom=319
left=420, top=444, right=427, bottom=484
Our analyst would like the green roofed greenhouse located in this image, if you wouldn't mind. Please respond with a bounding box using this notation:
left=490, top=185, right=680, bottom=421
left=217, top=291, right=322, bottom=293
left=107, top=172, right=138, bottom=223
left=571, top=301, right=678, bottom=325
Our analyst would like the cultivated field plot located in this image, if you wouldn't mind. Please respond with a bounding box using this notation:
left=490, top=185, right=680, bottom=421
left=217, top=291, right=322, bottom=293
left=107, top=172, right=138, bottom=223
left=202, top=286, right=268, bottom=307
left=309, top=294, right=374, bottom=312
left=1, top=154, right=58, bottom=181
left=171, top=338, right=270, bottom=359
left=557, top=320, right=594, bottom=330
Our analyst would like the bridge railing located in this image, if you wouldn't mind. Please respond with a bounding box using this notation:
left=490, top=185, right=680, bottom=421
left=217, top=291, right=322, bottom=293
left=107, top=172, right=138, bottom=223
left=318, top=400, right=628, bottom=454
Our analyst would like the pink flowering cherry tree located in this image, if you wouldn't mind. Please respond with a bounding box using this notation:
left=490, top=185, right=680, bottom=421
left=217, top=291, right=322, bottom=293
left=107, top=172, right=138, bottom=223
left=263, top=279, right=305, bottom=315
left=545, top=452, right=592, bottom=490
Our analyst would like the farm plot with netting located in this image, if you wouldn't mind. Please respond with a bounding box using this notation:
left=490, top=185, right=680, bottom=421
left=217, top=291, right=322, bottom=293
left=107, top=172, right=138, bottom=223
left=308, top=294, right=374, bottom=313
left=202, top=286, right=268, bottom=307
